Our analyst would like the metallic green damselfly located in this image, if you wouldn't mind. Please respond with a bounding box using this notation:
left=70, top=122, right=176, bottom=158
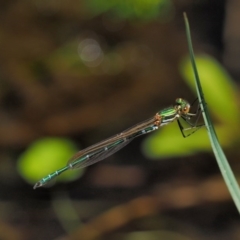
left=34, top=98, right=202, bottom=189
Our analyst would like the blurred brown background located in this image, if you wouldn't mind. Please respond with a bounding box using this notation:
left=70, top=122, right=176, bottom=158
left=1, top=0, right=240, bottom=240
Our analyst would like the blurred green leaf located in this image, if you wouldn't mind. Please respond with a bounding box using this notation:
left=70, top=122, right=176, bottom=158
left=17, top=137, right=83, bottom=185
left=85, top=0, right=172, bottom=21
left=47, top=40, right=88, bottom=74
left=143, top=123, right=207, bottom=159
left=180, top=55, right=239, bottom=126
left=142, top=118, right=234, bottom=159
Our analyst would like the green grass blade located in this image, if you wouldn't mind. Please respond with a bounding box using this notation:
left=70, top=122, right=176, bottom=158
left=183, top=12, right=240, bottom=213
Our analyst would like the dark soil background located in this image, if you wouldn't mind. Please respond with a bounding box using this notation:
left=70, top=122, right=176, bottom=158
left=1, top=1, right=240, bottom=240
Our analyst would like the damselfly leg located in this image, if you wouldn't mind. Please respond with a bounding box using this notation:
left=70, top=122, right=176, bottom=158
left=177, top=98, right=204, bottom=138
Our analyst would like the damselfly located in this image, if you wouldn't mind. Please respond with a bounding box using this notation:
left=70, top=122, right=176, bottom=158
left=34, top=98, right=202, bottom=189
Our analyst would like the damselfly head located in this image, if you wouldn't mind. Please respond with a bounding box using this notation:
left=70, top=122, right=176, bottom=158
left=175, top=98, right=190, bottom=115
